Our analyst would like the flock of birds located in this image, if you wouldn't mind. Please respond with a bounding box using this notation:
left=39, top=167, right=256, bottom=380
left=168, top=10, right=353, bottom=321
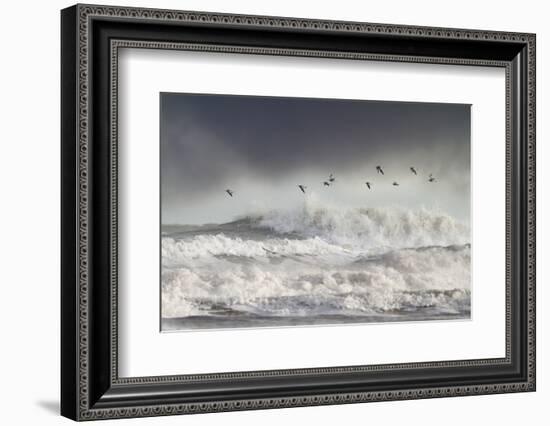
left=225, top=165, right=436, bottom=197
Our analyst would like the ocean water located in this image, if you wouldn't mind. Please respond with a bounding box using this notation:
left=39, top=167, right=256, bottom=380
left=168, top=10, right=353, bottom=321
left=161, top=204, right=471, bottom=331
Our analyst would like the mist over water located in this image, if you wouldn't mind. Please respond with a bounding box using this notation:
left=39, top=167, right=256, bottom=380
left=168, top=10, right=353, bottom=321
left=161, top=93, right=471, bottom=225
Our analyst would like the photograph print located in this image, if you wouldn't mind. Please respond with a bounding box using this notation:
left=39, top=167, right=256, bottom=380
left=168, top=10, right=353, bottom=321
left=160, top=93, right=471, bottom=331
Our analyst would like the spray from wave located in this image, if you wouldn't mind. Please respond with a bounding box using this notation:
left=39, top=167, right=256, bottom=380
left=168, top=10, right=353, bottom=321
left=255, top=203, right=469, bottom=248
left=161, top=204, right=471, bottom=329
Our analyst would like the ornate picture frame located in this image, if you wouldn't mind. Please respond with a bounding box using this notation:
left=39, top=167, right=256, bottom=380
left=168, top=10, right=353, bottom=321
left=61, top=4, right=535, bottom=421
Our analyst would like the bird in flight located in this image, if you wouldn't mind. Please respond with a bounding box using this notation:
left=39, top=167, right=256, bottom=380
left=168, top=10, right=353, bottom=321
left=323, top=181, right=331, bottom=187
left=428, top=174, right=436, bottom=182
left=365, top=182, right=371, bottom=189
left=392, top=182, right=399, bottom=186
left=410, top=166, right=417, bottom=175
left=298, top=185, right=307, bottom=194
left=376, top=166, right=384, bottom=175
left=329, top=173, right=336, bottom=183
left=225, top=189, right=234, bottom=197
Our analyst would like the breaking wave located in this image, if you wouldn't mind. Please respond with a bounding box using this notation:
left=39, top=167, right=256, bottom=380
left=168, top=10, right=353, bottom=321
left=161, top=205, right=471, bottom=325
left=254, top=204, right=469, bottom=247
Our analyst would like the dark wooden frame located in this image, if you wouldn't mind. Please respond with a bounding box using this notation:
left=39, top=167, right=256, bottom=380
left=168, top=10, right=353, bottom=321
left=61, top=3, right=536, bottom=421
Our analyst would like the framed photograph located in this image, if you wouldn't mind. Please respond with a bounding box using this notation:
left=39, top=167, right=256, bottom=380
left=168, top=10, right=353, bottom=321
left=61, top=4, right=536, bottom=421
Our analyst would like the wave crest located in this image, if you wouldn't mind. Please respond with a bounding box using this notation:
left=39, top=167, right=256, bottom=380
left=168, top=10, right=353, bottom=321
left=252, top=204, right=469, bottom=249
left=162, top=234, right=355, bottom=266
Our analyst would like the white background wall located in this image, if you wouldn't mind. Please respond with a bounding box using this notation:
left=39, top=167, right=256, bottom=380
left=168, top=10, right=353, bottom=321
left=0, top=0, right=546, bottom=424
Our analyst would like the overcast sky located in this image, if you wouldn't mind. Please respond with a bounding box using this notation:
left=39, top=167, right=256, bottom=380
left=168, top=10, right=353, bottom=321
left=161, top=93, right=471, bottom=225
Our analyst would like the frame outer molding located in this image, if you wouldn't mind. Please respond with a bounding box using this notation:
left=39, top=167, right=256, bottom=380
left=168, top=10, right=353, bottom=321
left=61, top=3, right=536, bottom=421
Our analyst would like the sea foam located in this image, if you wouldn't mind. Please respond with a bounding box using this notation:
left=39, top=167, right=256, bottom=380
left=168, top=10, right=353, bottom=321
left=162, top=205, right=471, bottom=323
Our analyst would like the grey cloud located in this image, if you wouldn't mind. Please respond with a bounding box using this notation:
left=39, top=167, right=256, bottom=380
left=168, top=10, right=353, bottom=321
left=161, top=93, right=470, bottom=224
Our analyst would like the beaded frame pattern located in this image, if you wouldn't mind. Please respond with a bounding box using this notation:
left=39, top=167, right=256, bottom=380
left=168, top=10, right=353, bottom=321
left=74, top=4, right=535, bottom=420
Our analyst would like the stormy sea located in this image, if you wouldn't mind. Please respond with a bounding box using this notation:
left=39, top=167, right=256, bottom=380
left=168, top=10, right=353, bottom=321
left=161, top=203, right=471, bottom=331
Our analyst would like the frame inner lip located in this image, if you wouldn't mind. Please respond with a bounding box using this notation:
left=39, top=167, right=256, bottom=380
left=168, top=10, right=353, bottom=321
left=109, top=39, right=513, bottom=385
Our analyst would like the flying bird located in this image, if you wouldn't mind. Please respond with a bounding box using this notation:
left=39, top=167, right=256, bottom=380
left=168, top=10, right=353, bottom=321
left=365, top=182, right=371, bottom=189
left=392, top=182, right=399, bottom=186
left=410, top=166, right=417, bottom=175
left=225, top=189, right=234, bottom=197
left=323, top=181, right=330, bottom=187
left=329, top=173, right=336, bottom=183
left=428, top=174, right=436, bottom=183
left=376, top=166, right=384, bottom=175
left=298, top=185, right=307, bottom=194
